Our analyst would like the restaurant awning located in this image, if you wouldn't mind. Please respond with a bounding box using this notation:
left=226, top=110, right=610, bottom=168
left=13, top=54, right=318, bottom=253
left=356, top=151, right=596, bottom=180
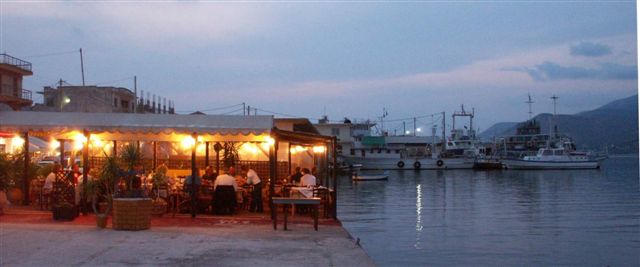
left=0, top=111, right=274, bottom=139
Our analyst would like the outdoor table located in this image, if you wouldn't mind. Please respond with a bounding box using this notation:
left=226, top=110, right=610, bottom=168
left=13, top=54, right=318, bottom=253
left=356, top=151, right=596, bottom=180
left=272, top=197, right=321, bottom=231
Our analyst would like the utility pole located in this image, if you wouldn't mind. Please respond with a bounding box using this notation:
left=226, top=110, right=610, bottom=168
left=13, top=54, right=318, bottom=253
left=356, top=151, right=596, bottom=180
left=133, top=76, right=137, bottom=113
left=413, top=117, right=417, bottom=136
left=243, top=102, right=246, bottom=116
left=403, top=121, right=406, bottom=136
left=79, top=48, right=85, bottom=86
left=551, top=95, right=558, bottom=115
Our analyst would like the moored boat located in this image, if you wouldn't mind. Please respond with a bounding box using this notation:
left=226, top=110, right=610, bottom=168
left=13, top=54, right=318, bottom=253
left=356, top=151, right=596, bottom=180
left=502, top=146, right=606, bottom=170
left=352, top=171, right=389, bottom=181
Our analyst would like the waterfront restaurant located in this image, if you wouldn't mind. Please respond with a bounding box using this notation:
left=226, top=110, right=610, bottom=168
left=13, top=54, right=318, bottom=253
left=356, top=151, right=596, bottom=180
left=0, top=111, right=337, bottom=220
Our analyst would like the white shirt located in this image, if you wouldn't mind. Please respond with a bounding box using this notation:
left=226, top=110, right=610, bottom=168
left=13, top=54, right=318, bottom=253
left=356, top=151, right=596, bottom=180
left=246, top=169, right=261, bottom=185
left=214, top=174, right=238, bottom=191
left=300, top=174, right=316, bottom=187
left=43, top=172, right=56, bottom=190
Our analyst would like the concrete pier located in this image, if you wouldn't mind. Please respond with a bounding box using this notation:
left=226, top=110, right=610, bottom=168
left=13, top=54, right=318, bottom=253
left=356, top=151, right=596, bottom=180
left=0, top=222, right=375, bottom=267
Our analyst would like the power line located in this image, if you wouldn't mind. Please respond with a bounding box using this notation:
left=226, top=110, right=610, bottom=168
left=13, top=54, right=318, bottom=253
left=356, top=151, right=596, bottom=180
left=254, top=107, right=302, bottom=118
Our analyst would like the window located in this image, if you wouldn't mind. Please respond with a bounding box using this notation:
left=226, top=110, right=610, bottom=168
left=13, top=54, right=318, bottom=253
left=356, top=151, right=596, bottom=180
left=331, top=128, right=340, bottom=136
left=114, top=98, right=118, bottom=107
left=350, top=149, right=355, bottom=155
left=377, top=149, right=382, bottom=154
left=395, top=149, right=401, bottom=154
left=543, top=150, right=553, bottom=156
left=386, top=149, right=391, bottom=154
left=121, top=100, right=129, bottom=110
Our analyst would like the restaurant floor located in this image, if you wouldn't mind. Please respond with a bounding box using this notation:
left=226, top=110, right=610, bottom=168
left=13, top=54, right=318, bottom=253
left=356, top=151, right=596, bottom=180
left=1, top=206, right=374, bottom=267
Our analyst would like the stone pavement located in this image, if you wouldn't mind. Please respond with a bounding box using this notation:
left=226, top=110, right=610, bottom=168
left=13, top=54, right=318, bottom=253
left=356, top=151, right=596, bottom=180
left=0, top=222, right=375, bottom=267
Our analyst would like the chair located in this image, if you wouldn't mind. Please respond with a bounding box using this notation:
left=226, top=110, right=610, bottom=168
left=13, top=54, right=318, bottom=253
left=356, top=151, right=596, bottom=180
left=213, top=185, right=237, bottom=215
left=312, top=187, right=331, bottom=218
left=173, top=184, right=199, bottom=216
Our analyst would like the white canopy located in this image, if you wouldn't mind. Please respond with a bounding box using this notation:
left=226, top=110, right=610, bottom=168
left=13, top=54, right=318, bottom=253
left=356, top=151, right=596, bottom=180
left=0, top=111, right=274, bottom=137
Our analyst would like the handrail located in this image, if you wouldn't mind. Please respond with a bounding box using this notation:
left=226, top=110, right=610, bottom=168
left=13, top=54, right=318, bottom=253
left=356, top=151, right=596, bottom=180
left=0, top=53, right=32, bottom=72
left=0, top=84, right=32, bottom=100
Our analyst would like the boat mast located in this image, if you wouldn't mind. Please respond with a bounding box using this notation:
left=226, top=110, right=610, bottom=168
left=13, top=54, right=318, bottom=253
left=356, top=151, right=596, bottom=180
left=526, top=93, right=534, bottom=120
left=551, top=95, right=559, bottom=138
left=441, top=111, right=446, bottom=151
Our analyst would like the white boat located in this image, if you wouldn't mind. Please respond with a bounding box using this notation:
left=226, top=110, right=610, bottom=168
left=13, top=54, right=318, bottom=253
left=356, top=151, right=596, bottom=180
left=352, top=172, right=389, bottom=181
left=502, top=147, right=605, bottom=170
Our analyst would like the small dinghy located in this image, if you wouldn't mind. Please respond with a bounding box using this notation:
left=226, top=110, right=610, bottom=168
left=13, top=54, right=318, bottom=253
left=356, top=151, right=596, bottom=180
left=352, top=171, right=389, bottom=181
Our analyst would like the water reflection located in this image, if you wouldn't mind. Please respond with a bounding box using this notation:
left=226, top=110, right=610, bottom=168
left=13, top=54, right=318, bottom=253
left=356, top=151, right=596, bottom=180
left=338, top=157, right=640, bottom=266
left=415, top=184, right=423, bottom=249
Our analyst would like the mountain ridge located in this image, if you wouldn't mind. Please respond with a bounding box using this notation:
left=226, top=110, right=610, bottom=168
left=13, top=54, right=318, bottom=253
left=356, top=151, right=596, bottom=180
left=479, top=94, right=638, bottom=154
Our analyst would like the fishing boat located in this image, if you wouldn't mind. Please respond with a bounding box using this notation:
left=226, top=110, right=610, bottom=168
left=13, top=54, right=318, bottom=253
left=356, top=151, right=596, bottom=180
left=502, top=140, right=606, bottom=169
left=352, top=171, right=389, bottom=181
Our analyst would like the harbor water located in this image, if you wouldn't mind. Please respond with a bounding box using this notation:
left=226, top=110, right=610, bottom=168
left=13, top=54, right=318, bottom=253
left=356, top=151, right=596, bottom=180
left=337, top=155, right=639, bottom=266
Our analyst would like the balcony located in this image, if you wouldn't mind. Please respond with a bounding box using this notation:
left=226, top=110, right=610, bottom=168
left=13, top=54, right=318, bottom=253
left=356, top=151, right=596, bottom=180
left=0, top=53, right=32, bottom=73
left=0, top=84, right=32, bottom=110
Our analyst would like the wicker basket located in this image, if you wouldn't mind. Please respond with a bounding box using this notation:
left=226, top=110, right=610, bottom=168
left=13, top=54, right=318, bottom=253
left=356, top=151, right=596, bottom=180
left=112, top=198, right=152, bottom=230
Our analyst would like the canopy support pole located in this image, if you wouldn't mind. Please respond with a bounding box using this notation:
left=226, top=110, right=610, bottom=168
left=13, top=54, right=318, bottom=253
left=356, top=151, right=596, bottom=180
left=205, top=141, right=210, bottom=167
left=191, top=132, right=198, bottom=218
left=269, top=139, right=278, bottom=220
left=59, top=139, right=66, bottom=169
left=81, top=129, right=90, bottom=215
left=22, top=131, right=30, bottom=205
left=152, top=141, right=157, bottom=170
left=332, top=137, right=337, bottom=219
left=287, top=142, right=292, bottom=176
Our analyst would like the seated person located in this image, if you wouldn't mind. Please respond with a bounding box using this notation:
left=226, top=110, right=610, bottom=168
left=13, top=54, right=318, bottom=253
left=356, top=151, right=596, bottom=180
left=201, top=165, right=216, bottom=183
left=184, top=169, right=202, bottom=195
left=290, top=167, right=303, bottom=185
left=213, top=168, right=238, bottom=215
left=300, top=168, right=317, bottom=187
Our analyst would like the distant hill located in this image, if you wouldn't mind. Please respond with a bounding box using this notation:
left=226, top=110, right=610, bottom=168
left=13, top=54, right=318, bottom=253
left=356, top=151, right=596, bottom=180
left=479, top=94, right=638, bottom=154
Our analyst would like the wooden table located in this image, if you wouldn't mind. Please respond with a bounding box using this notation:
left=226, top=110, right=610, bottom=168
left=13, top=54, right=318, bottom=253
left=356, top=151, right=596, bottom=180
left=272, top=197, right=321, bottom=231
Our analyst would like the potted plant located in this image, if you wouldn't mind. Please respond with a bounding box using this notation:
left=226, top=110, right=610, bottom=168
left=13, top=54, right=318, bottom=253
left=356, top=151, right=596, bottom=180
left=51, top=172, right=78, bottom=221
left=85, top=154, right=118, bottom=228
left=112, top=144, right=152, bottom=230
left=150, top=164, right=168, bottom=216
left=0, top=153, right=11, bottom=215
left=6, top=152, right=39, bottom=205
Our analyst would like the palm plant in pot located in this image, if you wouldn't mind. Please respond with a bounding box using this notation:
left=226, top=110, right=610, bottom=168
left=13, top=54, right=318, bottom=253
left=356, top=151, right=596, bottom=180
left=112, top=143, right=152, bottom=230
left=85, top=154, right=118, bottom=228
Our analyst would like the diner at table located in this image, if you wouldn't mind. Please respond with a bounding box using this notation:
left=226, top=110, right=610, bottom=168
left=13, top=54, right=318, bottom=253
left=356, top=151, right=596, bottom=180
left=213, top=167, right=238, bottom=215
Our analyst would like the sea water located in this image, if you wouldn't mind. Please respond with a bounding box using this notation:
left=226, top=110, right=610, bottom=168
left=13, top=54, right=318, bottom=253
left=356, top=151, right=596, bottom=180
left=337, top=155, right=640, bottom=266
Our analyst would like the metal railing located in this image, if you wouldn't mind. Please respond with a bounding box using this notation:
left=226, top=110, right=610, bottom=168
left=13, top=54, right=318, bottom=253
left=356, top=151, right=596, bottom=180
left=0, top=53, right=32, bottom=72
left=0, top=84, right=32, bottom=100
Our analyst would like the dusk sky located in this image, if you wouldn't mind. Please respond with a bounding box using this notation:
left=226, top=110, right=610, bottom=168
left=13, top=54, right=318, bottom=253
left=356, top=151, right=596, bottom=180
left=1, top=2, right=637, bottom=134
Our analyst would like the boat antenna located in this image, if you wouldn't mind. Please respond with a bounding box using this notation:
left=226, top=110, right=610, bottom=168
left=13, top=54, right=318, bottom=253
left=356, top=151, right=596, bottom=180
left=526, top=93, right=534, bottom=120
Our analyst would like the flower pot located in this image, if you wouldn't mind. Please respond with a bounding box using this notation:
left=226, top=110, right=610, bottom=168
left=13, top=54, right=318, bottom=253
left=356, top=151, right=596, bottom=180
left=96, top=214, right=108, bottom=228
left=112, top=198, right=152, bottom=230
left=52, top=205, right=78, bottom=221
left=8, top=188, right=23, bottom=205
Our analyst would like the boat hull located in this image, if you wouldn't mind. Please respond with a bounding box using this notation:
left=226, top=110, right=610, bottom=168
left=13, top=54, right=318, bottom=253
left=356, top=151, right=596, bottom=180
left=352, top=175, right=389, bottom=181
left=342, top=157, right=475, bottom=170
left=502, top=159, right=600, bottom=170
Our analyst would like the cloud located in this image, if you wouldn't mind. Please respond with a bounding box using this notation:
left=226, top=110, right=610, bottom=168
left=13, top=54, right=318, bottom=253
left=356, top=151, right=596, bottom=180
left=1, top=2, right=274, bottom=50
left=516, top=61, right=636, bottom=81
left=570, top=42, right=612, bottom=57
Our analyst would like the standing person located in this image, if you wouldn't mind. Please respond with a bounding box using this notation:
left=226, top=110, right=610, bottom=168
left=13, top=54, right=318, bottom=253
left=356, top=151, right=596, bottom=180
left=289, top=167, right=302, bottom=185
left=300, top=168, right=317, bottom=187
left=241, top=165, right=262, bottom=213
